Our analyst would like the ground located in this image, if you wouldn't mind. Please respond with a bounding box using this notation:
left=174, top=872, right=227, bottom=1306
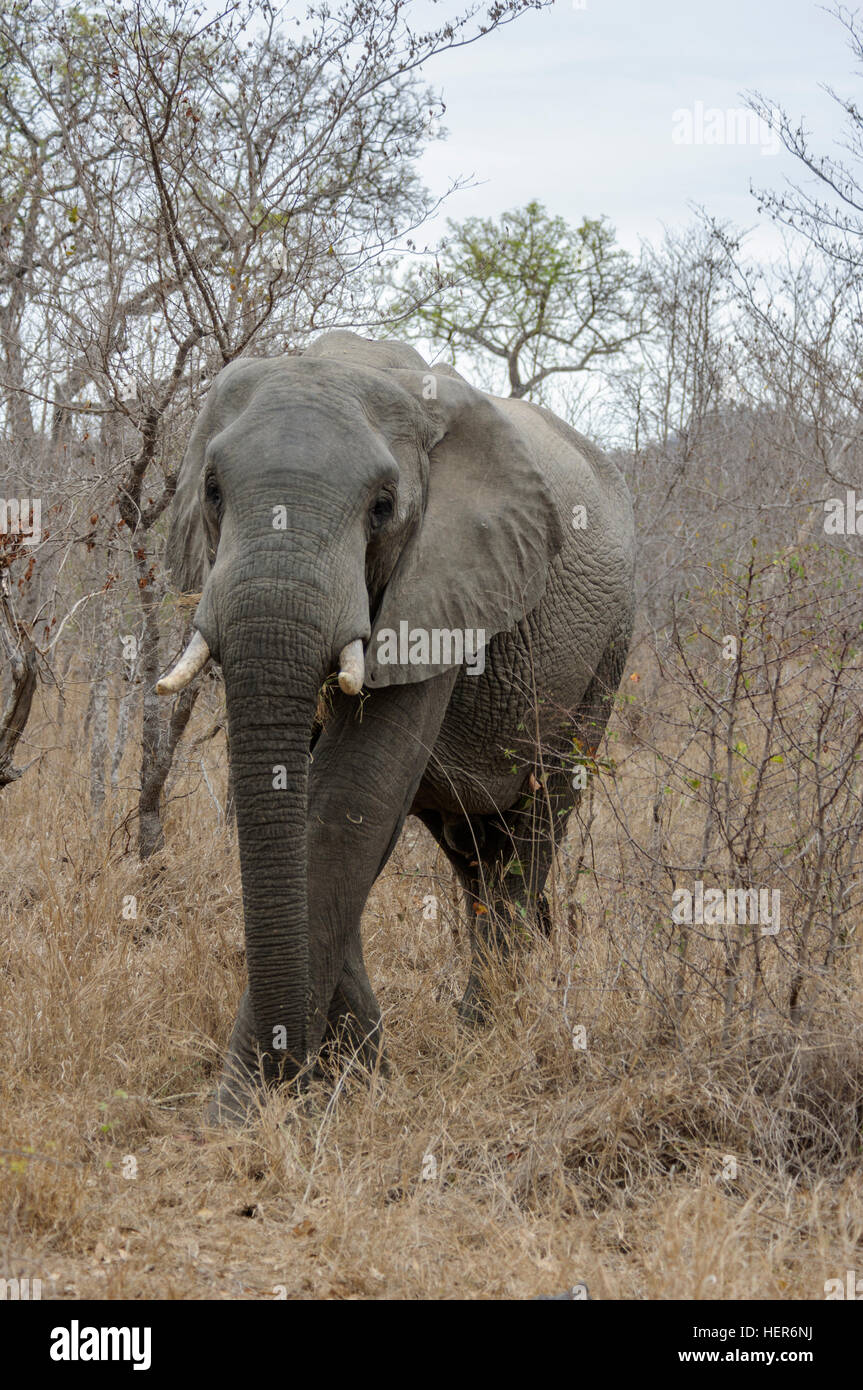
left=1, top=653, right=861, bottom=1300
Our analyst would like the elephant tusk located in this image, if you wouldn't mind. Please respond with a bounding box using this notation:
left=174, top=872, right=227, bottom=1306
left=337, top=639, right=365, bottom=695
left=156, top=629, right=211, bottom=694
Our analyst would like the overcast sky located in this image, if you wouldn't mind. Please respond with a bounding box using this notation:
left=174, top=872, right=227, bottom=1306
left=412, top=0, right=854, bottom=260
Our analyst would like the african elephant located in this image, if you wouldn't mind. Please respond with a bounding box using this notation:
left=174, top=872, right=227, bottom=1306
left=159, top=331, right=635, bottom=1123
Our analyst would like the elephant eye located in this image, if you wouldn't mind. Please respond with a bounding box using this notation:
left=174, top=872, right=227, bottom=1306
left=369, top=492, right=394, bottom=532
left=204, top=476, right=222, bottom=513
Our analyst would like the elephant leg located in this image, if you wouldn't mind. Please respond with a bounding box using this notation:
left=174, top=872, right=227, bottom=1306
left=319, top=935, right=389, bottom=1076
left=424, top=767, right=577, bottom=1025
left=419, top=638, right=626, bottom=1025
left=208, top=949, right=385, bottom=1122
left=208, top=672, right=457, bottom=1123
left=462, top=769, right=577, bottom=1021
left=303, top=668, right=460, bottom=1064
left=206, top=987, right=262, bottom=1126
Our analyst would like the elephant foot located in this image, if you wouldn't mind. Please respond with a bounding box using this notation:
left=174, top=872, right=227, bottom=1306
left=204, top=1085, right=250, bottom=1129
left=317, top=1017, right=390, bottom=1080
left=205, top=1064, right=316, bottom=1127
left=321, top=962, right=389, bottom=1079
left=204, top=1068, right=264, bottom=1128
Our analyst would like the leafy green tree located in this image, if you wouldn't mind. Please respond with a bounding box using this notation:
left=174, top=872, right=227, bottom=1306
left=386, top=200, right=648, bottom=398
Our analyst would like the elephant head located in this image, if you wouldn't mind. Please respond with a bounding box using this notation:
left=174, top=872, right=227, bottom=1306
left=160, top=332, right=562, bottom=1088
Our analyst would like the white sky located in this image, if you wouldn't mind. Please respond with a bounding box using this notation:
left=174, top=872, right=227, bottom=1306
left=411, top=0, right=854, bottom=260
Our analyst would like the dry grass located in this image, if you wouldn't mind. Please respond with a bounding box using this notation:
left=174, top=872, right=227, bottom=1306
left=1, top=657, right=861, bottom=1301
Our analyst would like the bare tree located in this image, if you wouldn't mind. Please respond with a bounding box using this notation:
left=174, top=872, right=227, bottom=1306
left=0, top=583, right=36, bottom=790
left=0, top=0, right=542, bottom=854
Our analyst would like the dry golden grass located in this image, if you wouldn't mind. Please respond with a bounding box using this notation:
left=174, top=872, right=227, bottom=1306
left=1, top=666, right=861, bottom=1301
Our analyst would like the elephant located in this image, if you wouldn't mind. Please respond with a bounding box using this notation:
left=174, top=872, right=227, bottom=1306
left=158, top=330, right=635, bottom=1124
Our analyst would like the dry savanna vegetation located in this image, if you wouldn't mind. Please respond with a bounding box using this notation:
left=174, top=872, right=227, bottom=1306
left=2, top=553, right=862, bottom=1300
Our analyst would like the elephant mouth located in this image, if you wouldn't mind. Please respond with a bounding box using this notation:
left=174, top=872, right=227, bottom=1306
left=157, top=629, right=366, bottom=698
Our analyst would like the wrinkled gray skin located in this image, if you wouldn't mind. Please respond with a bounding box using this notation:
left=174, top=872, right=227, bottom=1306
left=165, top=332, right=635, bottom=1124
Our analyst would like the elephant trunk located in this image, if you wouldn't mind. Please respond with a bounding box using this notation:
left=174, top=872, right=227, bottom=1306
left=219, top=576, right=329, bottom=1085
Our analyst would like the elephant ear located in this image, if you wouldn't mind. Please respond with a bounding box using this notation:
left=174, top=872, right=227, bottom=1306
left=165, top=402, right=216, bottom=595
left=365, top=372, right=564, bottom=687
